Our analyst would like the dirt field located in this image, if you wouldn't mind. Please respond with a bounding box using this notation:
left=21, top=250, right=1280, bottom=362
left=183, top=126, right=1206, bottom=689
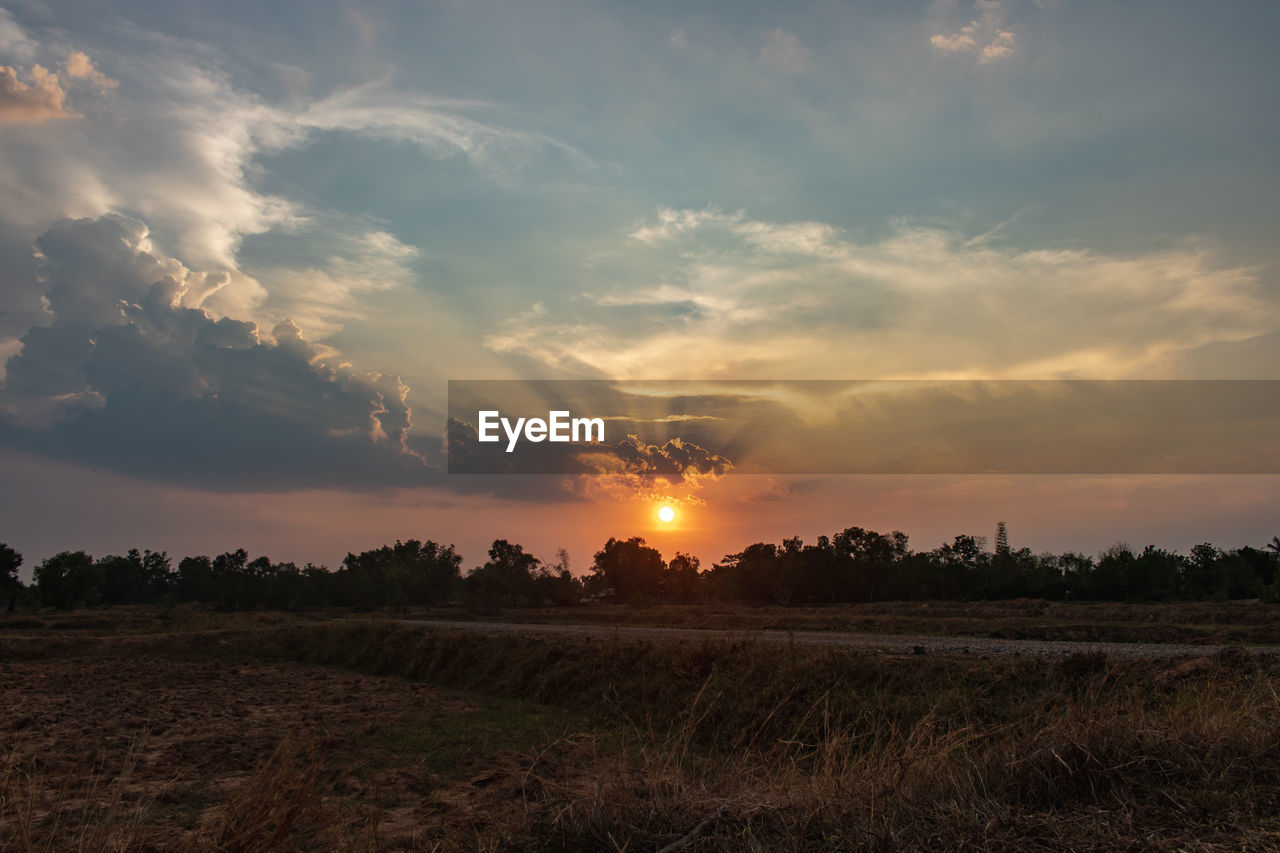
left=0, top=650, right=574, bottom=850
left=4, top=611, right=1280, bottom=850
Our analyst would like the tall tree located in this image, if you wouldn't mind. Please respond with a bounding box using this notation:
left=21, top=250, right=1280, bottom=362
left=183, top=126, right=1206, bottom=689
left=465, top=539, right=541, bottom=607
left=0, top=543, right=21, bottom=612
left=592, top=537, right=665, bottom=602
left=995, top=522, right=1010, bottom=556
left=35, top=551, right=100, bottom=609
left=664, top=552, right=702, bottom=604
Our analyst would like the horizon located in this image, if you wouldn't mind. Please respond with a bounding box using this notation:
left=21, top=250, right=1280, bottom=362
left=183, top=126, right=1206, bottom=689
left=5, top=458, right=1278, bottom=581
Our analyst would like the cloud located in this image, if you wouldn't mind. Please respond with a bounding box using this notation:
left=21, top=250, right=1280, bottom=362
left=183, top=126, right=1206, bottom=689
left=593, top=435, right=731, bottom=481
left=0, top=47, right=117, bottom=128
left=0, top=12, right=591, bottom=354
left=737, top=477, right=798, bottom=502
left=63, top=51, right=117, bottom=91
left=931, top=0, right=1017, bottom=65
left=348, top=10, right=377, bottom=49
left=251, top=228, right=422, bottom=338
left=0, top=63, right=72, bottom=125
left=978, top=28, right=1016, bottom=63
left=0, top=214, right=433, bottom=489
left=572, top=435, right=733, bottom=505
left=759, top=28, right=811, bottom=74
left=281, top=82, right=595, bottom=183
left=0, top=9, right=38, bottom=64
left=629, top=207, right=720, bottom=246
left=485, top=207, right=1277, bottom=381
left=930, top=28, right=978, bottom=53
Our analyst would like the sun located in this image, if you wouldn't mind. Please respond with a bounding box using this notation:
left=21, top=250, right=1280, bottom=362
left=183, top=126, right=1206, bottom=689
left=657, top=504, right=676, bottom=523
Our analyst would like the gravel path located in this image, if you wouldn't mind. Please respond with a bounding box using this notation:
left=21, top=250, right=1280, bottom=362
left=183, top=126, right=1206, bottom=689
left=399, top=618, right=1280, bottom=659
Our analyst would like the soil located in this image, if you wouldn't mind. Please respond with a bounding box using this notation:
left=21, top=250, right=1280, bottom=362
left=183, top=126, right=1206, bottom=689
left=0, top=654, right=486, bottom=848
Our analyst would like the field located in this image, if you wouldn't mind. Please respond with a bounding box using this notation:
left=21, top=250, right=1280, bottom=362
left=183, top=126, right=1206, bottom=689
left=412, top=599, right=1280, bottom=646
left=2, top=604, right=1280, bottom=850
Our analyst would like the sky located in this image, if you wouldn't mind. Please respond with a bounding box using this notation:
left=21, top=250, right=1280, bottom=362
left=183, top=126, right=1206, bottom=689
left=1, top=0, right=1278, bottom=578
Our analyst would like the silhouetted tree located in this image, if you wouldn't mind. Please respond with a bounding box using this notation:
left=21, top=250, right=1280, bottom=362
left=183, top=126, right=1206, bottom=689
left=97, top=549, right=167, bottom=604
left=664, top=552, right=702, bottom=603
left=1056, top=551, right=1095, bottom=600
left=342, top=539, right=462, bottom=608
left=35, top=551, right=100, bottom=609
left=300, top=564, right=334, bottom=607
left=799, top=535, right=840, bottom=602
left=1132, top=545, right=1183, bottom=601
left=0, top=543, right=21, bottom=613
left=19, top=524, right=1279, bottom=611
left=211, top=549, right=250, bottom=610
left=927, top=535, right=987, bottom=599
left=530, top=548, right=582, bottom=606
left=771, top=536, right=807, bottom=604
left=1184, top=544, right=1222, bottom=600
left=466, top=539, right=541, bottom=607
left=834, top=527, right=890, bottom=602
left=1088, top=543, right=1135, bottom=600
left=1215, top=548, right=1268, bottom=600
left=712, top=542, right=779, bottom=603
left=176, top=555, right=215, bottom=603
left=592, top=537, right=665, bottom=602
left=1236, top=545, right=1276, bottom=589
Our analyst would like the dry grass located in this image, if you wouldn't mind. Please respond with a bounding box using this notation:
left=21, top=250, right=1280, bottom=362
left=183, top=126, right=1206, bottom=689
left=185, top=736, right=347, bottom=852
left=2, top=737, right=156, bottom=851
left=427, top=652, right=1280, bottom=850
left=3, top=616, right=1279, bottom=850
left=3, top=734, right=365, bottom=852
left=249, top=621, right=1280, bottom=850
left=427, top=599, right=1280, bottom=646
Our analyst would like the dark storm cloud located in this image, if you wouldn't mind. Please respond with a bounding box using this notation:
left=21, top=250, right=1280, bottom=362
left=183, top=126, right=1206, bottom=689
left=0, top=219, right=741, bottom=499
left=606, top=435, right=733, bottom=482
left=0, top=214, right=435, bottom=489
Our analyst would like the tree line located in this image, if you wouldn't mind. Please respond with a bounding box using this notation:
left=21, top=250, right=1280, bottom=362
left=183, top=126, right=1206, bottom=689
left=3, top=526, right=1279, bottom=612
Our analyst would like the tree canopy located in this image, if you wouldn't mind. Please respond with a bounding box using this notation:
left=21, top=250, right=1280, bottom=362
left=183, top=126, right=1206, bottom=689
left=3, top=524, right=1278, bottom=611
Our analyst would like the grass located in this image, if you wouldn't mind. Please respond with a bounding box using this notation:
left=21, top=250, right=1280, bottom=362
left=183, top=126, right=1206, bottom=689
left=413, top=599, right=1280, bottom=645
left=3, top=612, right=1280, bottom=849
left=189, top=736, right=343, bottom=852
left=243, top=621, right=1280, bottom=849
left=373, top=698, right=591, bottom=778
left=10, top=598, right=1280, bottom=646
left=2, top=727, right=363, bottom=851
left=2, top=737, right=157, bottom=852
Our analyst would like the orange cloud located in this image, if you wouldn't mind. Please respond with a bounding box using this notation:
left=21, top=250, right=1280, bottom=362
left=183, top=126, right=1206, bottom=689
left=64, top=51, right=117, bottom=91
left=0, top=63, right=73, bottom=125
left=0, top=52, right=116, bottom=127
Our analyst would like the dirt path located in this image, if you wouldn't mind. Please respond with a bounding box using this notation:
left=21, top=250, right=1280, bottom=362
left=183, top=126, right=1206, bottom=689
left=399, top=618, right=1280, bottom=659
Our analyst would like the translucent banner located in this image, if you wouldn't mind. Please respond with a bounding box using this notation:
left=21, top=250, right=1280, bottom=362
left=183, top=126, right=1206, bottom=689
left=446, top=380, right=1280, bottom=475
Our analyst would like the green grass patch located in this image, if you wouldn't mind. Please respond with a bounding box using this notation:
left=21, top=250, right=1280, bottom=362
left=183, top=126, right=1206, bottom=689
left=374, top=697, right=590, bottom=777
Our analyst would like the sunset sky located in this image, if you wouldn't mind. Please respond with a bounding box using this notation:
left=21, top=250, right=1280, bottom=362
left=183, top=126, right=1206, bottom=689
left=2, top=0, right=1278, bottom=577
